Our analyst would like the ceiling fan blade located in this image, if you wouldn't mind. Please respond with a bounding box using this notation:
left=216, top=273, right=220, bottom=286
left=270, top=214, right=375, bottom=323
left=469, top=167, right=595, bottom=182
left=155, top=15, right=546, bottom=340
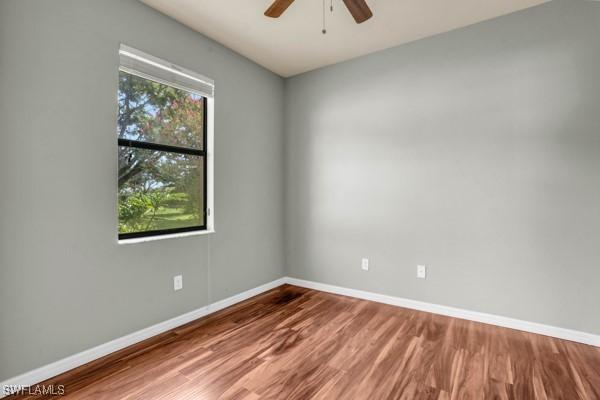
left=342, top=0, right=373, bottom=23
left=264, top=0, right=295, bottom=18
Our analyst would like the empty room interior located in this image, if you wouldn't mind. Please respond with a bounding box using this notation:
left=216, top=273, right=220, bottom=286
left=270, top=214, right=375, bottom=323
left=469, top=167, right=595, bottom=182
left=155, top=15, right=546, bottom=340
left=2, top=0, right=600, bottom=398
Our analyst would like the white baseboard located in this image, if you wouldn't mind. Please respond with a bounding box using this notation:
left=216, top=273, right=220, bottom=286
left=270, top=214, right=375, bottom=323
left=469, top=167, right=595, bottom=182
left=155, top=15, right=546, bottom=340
left=0, top=277, right=287, bottom=398
left=285, top=277, right=600, bottom=347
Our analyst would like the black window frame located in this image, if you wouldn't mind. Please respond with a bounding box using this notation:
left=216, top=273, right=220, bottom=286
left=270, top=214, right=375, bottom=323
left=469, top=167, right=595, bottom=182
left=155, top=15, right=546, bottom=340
left=117, top=87, right=208, bottom=240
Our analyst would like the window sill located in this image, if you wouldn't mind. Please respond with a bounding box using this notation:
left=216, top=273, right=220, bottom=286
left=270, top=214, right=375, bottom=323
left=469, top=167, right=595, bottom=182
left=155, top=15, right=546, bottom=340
left=118, top=229, right=215, bottom=245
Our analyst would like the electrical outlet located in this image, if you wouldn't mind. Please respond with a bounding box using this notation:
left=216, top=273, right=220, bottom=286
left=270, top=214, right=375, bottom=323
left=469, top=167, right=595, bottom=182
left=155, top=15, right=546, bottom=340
left=361, top=258, right=369, bottom=271
left=417, top=265, right=427, bottom=279
left=174, top=275, right=183, bottom=291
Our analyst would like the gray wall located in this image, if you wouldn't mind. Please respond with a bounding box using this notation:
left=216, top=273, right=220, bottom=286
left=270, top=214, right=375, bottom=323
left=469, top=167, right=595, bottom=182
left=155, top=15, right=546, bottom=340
left=284, top=0, right=600, bottom=335
left=0, top=0, right=285, bottom=381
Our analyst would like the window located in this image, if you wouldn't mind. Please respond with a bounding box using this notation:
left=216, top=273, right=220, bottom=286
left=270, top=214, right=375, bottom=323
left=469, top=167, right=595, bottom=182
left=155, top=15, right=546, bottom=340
left=117, top=45, right=214, bottom=241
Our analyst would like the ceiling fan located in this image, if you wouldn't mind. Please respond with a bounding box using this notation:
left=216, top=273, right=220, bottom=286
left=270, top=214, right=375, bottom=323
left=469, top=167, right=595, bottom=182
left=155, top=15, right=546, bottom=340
left=264, top=0, right=373, bottom=24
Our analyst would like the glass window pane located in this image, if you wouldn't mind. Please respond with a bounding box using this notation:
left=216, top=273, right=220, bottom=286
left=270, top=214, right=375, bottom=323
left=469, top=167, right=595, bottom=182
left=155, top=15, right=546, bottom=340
left=118, top=147, right=205, bottom=235
left=118, top=70, right=205, bottom=150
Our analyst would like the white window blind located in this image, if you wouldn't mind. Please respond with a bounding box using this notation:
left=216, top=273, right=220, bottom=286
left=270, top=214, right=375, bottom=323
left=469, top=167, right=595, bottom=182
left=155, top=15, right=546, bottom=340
left=119, top=44, right=214, bottom=98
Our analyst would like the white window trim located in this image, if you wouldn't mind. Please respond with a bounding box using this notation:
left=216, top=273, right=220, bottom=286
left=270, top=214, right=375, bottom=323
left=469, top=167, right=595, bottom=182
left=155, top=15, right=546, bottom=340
left=118, top=229, right=215, bottom=245
left=117, top=44, right=215, bottom=244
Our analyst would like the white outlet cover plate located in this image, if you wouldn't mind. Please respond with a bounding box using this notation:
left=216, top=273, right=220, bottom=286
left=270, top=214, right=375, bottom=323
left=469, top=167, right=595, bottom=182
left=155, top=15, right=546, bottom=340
left=174, top=275, right=183, bottom=291
left=361, top=258, right=369, bottom=271
left=417, top=265, right=427, bottom=279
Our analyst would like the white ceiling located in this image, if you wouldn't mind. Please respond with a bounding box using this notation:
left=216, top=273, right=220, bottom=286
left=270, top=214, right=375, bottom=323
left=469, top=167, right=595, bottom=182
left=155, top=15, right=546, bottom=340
left=141, top=0, right=548, bottom=77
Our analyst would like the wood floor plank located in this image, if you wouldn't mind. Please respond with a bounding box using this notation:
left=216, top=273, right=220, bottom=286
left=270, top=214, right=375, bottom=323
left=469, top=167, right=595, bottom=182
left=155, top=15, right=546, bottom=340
left=6, top=284, right=600, bottom=399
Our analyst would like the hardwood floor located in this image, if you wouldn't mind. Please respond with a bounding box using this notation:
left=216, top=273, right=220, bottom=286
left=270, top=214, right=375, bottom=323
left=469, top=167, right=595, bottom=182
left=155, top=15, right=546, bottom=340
left=8, top=285, right=600, bottom=399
